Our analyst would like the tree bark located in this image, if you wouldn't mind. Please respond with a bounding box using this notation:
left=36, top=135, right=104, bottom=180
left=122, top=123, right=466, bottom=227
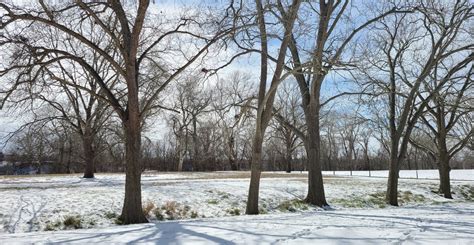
left=438, top=158, right=452, bottom=199
left=229, top=157, right=238, bottom=171
left=285, top=138, right=292, bottom=173
left=192, top=115, right=199, bottom=169
left=227, top=134, right=238, bottom=170
left=304, top=104, right=327, bottom=206
left=246, top=133, right=263, bottom=214
left=82, top=131, right=95, bottom=178
left=286, top=155, right=292, bottom=173
left=245, top=0, right=301, bottom=215
left=437, top=135, right=452, bottom=198
left=120, top=56, right=148, bottom=223
left=386, top=141, right=399, bottom=206
left=120, top=118, right=148, bottom=224
left=177, top=140, right=185, bottom=171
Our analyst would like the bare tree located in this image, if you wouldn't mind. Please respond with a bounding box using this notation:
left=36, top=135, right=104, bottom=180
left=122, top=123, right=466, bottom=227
left=213, top=72, right=254, bottom=171
left=0, top=1, right=234, bottom=223
left=272, top=1, right=408, bottom=206
left=273, top=82, right=304, bottom=173
left=356, top=0, right=473, bottom=205
left=244, top=0, right=301, bottom=215
left=168, top=77, right=212, bottom=171
left=338, top=110, right=366, bottom=174
left=12, top=123, right=53, bottom=174
left=411, top=65, right=473, bottom=198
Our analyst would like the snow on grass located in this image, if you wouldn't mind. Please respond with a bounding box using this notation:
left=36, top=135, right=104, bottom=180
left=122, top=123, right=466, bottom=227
left=0, top=171, right=472, bottom=240
left=1, top=203, right=473, bottom=244
left=322, top=169, right=474, bottom=180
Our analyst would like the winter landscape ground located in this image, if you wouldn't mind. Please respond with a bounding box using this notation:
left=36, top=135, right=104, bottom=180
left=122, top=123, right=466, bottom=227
left=0, top=170, right=473, bottom=244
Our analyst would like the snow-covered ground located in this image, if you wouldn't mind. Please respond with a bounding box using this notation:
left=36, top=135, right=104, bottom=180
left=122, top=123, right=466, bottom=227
left=1, top=203, right=473, bottom=244
left=322, top=169, right=474, bottom=180
left=0, top=171, right=472, bottom=244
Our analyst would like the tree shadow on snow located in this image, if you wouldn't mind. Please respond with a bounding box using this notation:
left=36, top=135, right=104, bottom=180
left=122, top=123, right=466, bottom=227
left=46, top=222, right=236, bottom=244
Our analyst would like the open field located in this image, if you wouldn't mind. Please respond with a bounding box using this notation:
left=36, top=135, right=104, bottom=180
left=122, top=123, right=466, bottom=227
left=0, top=171, right=473, bottom=243
left=322, top=169, right=474, bottom=180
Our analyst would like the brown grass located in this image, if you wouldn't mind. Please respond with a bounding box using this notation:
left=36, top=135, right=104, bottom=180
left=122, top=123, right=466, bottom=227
left=0, top=171, right=339, bottom=183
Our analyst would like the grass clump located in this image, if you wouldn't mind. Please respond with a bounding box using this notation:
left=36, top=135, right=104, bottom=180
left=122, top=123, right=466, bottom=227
left=163, top=201, right=179, bottom=220
left=457, top=185, right=474, bottom=201
left=63, top=215, right=82, bottom=229
left=104, top=211, right=118, bottom=219
left=399, top=191, right=425, bottom=204
left=114, top=217, right=124, bottom=225
left=154, top=208, right=165, bottom=221
left=153, top=201, right=199, bottom=221
left=143, top=201, right=156, bottom=218
left=259, top=207, right=268, bottom=214
left=227, top=207, right=241, bottom=216
left=44, top=220, right=62, bottom=231
left=207, top=199, right=219, bottom=205
left=333, top=192, right=386, bottom=208
left=333, top=191, right=426, bottom=209
left=216, top=191, right=231, bottom=199
left=277, top=199, right=308, bottom=212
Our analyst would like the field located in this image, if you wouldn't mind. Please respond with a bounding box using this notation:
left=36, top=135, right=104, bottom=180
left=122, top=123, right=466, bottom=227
left=0, top=170, right=473, bottom=244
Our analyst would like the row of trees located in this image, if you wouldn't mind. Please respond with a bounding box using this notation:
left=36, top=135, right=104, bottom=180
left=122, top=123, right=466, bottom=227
left=10, top=84, right=470, bottom=175
left=0, top=0, right=472, bottom=223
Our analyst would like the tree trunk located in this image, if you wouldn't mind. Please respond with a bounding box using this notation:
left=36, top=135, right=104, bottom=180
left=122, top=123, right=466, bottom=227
left=437, top=129, right=453, bottom=199
left=437, top=139, right=452, bottom=198
left=177, top=148, right=184, bottom=172
left=228, top=135, right=238, bottom=170
left=82, top=132, right=95, bottom=178
left=438, top=159, right=452, bottom=199
left=192, top=115, right=199, bottom=169
left=246, top=133, right=263, bottom=214
left=120, top=117, right=148, bottom=224
left=304, top=106, right=327, bottom=207
left=286, top=145, right=292, bottom=173
left=386, top=142, right=399, bottom=206
left=229, top=158, right=238, bottom=171
left=67, top=140, right=72, bottom=174
left=58, top=142, right=65, bottom=173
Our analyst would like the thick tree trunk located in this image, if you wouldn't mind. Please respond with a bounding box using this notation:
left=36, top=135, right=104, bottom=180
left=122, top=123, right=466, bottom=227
left=437, top=147, right=452, bottom=198
left=438, top=159, right=452, bottom=199
left=286, top=159, right=292, bottom=173
left=386, top=146, right=399, bottom=206
left=304, top=107, right=327, bottom=207
left=436, top=130, right=452, bottom=199
left=120, top=118, right=148, bottom=224
left=82, top=133, right=95, bottom=178
left=305, top=142, right=327, bottom=206
left=246, top=134, right=263, bottom=214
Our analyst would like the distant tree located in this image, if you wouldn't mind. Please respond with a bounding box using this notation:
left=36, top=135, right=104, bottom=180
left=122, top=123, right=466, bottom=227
left=273, top=82, right=304, bottom=173
left=213, top=72, right=255, bottom=171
